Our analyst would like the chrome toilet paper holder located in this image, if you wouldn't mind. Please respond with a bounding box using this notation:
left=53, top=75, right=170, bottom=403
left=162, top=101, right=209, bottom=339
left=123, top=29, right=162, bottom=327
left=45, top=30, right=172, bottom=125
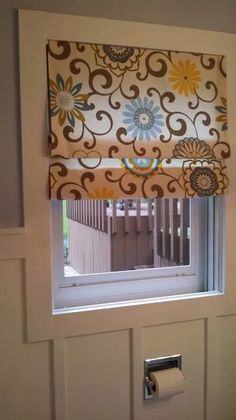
left=144, top=354, right=182, bottom=400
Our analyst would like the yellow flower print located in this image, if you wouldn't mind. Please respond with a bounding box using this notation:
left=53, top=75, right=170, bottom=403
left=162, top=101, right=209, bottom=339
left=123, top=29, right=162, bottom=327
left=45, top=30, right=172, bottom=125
left=87, top=187, right=116, bottom=199
left=49, top=74, right=93, bottom=127
left=169, top=60, right=201, bottom=96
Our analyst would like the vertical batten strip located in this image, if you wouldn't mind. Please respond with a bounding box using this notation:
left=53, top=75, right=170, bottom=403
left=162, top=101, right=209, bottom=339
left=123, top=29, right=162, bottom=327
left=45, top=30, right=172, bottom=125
left=53, top=339, right=66, bottom=420
left=204, top=317, right=218, bottom=420
left=130, top=328, right=143, bottom=420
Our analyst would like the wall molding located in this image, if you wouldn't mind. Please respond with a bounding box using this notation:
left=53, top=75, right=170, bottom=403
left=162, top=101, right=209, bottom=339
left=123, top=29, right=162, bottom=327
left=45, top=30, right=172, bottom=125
left=0, top=228, right=26, bottom=260
left=53, top=339, right=66, bottom=420
left=130, top=328, right=143, bottom=420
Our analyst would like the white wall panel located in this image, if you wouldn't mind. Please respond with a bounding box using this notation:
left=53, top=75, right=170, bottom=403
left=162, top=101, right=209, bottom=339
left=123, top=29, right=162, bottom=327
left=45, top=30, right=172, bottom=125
left=2, top=9, right=236, bottom=420
left=142, top=320, right=205, bottom=420
left=0, top=259, right=52, bottom=420
left=65, top=330, right=131, bottom=420
left=1, top=242, right=236, bottom=420
left=215, top=315, right=236, bottom=420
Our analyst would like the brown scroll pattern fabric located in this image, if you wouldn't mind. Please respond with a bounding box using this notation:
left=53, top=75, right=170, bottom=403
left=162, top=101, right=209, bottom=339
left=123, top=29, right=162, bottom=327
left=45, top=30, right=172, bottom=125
left=47, top=40, right=229, bottom=199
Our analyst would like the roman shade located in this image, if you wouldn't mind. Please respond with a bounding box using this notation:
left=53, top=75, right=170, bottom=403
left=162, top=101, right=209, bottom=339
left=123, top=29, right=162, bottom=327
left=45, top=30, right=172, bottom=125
left=48, top=40, right=229, bottom=199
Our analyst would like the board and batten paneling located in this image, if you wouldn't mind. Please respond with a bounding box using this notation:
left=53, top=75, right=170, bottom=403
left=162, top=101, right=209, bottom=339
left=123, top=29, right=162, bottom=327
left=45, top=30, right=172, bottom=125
left=0, top=258, right=52, bottom=420
left=65, top=331, right=131, bottom=420
left=142, top=321, right=204, bottom=420
left=1, top=232, right=236, bottom=419
left=2, top=9, right=236, bottom=420
left=214, top=315, right=236, bottom=420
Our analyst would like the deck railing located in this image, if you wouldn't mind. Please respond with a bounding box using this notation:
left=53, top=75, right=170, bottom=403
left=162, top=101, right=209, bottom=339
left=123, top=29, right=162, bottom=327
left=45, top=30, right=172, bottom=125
left=67, top=200, right=154, bottom=234
left=154, top=198, right=190, bottom=267
left=67, top=200, right=108, bottom=233
left=67, top=198, right=190, bottom=269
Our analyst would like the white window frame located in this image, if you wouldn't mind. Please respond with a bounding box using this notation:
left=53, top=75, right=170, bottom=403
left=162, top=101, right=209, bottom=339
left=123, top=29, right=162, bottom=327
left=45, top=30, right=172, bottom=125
left=19, top=9, right=236, bottom=342
left=52, top=198, right=213, bottom=309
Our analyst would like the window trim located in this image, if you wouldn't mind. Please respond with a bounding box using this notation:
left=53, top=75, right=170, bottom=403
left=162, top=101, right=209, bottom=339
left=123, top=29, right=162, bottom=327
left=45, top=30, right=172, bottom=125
left=52, top=198, right=210, bottom=309
left=19, top=9, right=235, bottom=342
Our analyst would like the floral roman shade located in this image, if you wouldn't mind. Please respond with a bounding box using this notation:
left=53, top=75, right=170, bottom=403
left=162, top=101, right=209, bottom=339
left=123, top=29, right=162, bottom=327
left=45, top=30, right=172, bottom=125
left=48, top=40, right=230, bottom=199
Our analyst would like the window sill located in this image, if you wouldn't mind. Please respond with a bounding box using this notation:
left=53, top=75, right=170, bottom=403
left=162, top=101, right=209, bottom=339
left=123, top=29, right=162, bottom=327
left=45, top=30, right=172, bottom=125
left=53, top=290, right=224, bottom=316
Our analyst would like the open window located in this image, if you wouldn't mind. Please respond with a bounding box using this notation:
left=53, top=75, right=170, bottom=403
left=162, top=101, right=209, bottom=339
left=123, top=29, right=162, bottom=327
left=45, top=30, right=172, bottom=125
left=52, top=195, right=224, bottom=308
left=47, top=39, right=228, bottom=310
left=19, top=10, right=235, bottom=341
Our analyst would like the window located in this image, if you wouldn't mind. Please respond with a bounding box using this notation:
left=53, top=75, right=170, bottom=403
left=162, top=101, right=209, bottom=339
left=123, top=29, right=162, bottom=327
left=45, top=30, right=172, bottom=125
left=52, top=196, right=224, bottom=309
left=47, top=38, right=228, bottom=310
left=19, top=10, right=234, bottom=340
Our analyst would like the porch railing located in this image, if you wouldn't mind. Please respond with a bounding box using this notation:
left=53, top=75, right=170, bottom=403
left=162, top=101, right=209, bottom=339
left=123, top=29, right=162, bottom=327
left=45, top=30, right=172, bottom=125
left=67, top=200, right=108, bottom=233
left=154, top=198, right=190, bottom=267
left=66, top=198, right=190, bottom=268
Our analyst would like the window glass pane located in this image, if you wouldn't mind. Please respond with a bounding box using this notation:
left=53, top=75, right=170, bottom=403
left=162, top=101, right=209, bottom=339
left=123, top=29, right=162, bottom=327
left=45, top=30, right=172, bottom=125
left=64, top=198, right=191, bottom=276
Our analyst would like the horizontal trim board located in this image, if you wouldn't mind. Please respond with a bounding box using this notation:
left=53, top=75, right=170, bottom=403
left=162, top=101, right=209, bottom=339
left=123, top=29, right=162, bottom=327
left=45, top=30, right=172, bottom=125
left=0, top=228, right=25, bottom=235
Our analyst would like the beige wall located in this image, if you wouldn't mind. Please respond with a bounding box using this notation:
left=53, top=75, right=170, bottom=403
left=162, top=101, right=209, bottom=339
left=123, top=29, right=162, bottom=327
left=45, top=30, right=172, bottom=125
left=1, top=3, right=236, bottom=420
left=1, top=254, right=236, bottom=420
left=0, top=0, right=236, bottom=227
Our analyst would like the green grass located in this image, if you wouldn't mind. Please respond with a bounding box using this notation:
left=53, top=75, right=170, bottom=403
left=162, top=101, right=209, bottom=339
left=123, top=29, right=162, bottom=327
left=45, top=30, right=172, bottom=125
left=62, top=201, right=68, bottom=240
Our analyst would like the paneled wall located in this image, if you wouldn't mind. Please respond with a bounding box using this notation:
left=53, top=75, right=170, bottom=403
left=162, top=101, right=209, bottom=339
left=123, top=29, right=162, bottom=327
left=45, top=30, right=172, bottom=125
left=1, top=231, right=236, bottom=420
left=0, top=258, right=52, bottom=420
left=1, top=3, right=236, bottom=420
left=1, top=1, right=236, bottom=228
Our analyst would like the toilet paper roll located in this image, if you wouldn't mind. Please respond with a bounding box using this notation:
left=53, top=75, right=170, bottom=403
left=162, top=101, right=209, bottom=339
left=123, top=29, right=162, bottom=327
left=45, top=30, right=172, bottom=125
left=149, top=367, right=185, bottom=399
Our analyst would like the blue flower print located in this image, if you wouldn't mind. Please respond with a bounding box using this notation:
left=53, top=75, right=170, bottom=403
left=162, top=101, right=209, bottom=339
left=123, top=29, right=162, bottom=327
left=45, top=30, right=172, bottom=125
left=123, top=97, right=164, bottom=140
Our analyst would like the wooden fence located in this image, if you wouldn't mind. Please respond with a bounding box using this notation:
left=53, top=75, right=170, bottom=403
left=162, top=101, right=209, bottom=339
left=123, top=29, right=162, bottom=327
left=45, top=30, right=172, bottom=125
left=154, top=198, right=190, bottom=267
left=67, top=200, right=108, bottom=233
left=66, top=198, right=190, bottom=274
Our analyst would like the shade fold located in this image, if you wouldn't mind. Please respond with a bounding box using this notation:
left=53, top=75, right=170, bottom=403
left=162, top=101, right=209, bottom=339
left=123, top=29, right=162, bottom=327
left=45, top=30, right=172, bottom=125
left=47, top=40, right=229, bottom=199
